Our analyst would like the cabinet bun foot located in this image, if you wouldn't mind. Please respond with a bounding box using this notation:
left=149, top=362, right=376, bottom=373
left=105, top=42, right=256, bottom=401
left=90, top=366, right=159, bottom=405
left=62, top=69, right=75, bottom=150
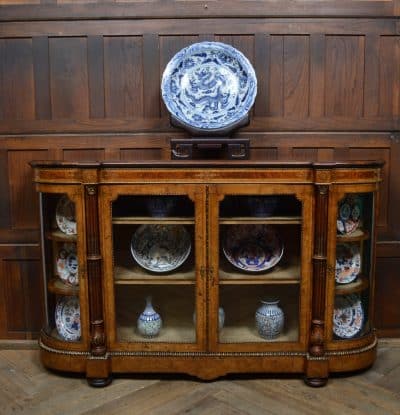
left=87, top=377, right=113, bottom=387
left=304, top=377, right=328, bottom=387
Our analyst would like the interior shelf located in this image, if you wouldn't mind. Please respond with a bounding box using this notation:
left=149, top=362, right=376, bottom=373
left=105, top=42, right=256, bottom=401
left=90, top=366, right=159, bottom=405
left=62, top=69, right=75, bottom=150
left=336, top=229, right=370, bottom=243
left=113, top=216, right=195, bottom=225
left=48, top=278, right=79, bottom=295
left=117, top=325, right=196, bottom=343
left=219, top=216, right=302, bottom=225
left=335, top=275, right=369, bottom=295
left=46, top=230, right=77, bottom=242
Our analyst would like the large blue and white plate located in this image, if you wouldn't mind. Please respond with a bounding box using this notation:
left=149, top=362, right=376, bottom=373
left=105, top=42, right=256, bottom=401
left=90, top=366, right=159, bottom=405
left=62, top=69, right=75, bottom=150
left=131, top=225, right=191, bottom=273
left=223, top=225, right=283, bottom=272
left=161, top=41, right=257, bottom=133
left=333, top=294, right=364, bottom=339
left=55, top=296, right=81, bottom=341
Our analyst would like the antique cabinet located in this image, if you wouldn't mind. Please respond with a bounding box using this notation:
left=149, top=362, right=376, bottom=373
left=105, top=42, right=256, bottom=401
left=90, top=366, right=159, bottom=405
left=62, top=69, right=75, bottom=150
left=31, top=160, right=383, bottom=387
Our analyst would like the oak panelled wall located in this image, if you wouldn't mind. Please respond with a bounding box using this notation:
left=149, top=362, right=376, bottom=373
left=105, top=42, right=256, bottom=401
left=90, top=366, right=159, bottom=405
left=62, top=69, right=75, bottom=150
left=0, top=2, right=399, bottom=340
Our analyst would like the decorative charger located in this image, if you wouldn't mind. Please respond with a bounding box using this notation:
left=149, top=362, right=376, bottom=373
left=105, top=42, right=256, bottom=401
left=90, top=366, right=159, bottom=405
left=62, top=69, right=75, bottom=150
left=161, top=41, right=257, bottom=136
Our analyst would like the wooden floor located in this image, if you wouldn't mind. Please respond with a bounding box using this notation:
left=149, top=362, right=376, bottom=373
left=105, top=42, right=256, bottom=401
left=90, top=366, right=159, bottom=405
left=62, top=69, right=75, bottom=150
left=0, top=340, right=399, bottom=415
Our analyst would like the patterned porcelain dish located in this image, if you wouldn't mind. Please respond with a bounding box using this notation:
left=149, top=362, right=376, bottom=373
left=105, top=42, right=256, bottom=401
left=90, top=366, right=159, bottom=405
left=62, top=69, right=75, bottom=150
left=161, top=41, right=257, bottom=134
left=222, top=225, right=283, bottom=272
left=337, top=195, right=362, bottom=235
left=335, top=243, right=361, bottom=284
left=333, top=294, right=364, bottom=339
left=55, top=296, right=81, bottom=341
left=56, top=243, right=79, bottom=286
left=56, top=195, right=77, bottom=235
left=131, top=224, right=191, bottom=272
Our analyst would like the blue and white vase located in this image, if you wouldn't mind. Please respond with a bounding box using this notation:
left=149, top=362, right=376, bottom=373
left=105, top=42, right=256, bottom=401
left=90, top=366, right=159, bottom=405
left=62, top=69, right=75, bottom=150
left=137, top=296, right=162, bottom=338
left=255, top=299, right=284, bottom=340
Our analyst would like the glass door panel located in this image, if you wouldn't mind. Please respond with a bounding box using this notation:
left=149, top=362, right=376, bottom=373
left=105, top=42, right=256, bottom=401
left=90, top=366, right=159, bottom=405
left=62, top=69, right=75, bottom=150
left=40, top=192, right=83, bottom=344
left=217, top=195, right=302, bottom=344
left=333, top=192, right=374, bottom=341
left=111, top=195, right=198, bottom=344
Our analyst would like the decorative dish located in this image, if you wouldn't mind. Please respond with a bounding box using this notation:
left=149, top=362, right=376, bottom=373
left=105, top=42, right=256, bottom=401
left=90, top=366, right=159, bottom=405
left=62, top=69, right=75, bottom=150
left=333, top=294, right=364, bottom=339
left=335, top=243, right=361, bottom=284
left=56, top=243, right=79, bottom=286
left=55, top=296, right=81, bottom=341
left=222, top=225, right=283, bottom=272
left=131, top=224, right=191, bottom=272
left=337, top=195, right=362, bottom=235
left=161, top=41, right=257, bottom=134
left=56, top=195, right=77, bottom=235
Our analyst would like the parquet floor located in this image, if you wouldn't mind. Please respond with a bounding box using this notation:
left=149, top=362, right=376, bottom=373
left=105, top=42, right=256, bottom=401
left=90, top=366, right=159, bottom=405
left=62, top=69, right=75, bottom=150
left=0, top=340, right=399, bottom=415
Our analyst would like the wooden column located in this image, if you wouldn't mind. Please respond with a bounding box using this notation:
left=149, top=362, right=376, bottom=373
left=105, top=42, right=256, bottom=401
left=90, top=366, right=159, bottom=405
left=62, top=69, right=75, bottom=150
left=85, top=184, right=106, bottom=357
left=306, top=168, right=331, bottom=386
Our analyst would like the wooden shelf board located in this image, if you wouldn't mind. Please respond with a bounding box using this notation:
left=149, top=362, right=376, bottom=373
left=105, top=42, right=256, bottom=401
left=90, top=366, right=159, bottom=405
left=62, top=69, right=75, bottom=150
left=114, top=264, right=196, bottom=285
left=337, top=229, right=370, bottom=242
left=219, top=216, right=302, bottom=225
left=117, top=325, right=196, bottom=344
left=335, top=276, right=369, bottom=295
left=46, top=230, right=77, bottom=242
left=219, top=261, right=301, bottom=285
left=48, top=278, right=79, bottom=295
left=113, top=216, right=194, bottom=225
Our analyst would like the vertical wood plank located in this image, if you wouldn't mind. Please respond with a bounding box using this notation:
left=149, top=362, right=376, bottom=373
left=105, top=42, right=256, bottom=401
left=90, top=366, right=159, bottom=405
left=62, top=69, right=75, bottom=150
left=268, top=35, right=284, bottom=117
left=198, top=34, right=214, bottom=42
left=104, top=36, right=144, bottom=118
left=49, top=37, right=89, bottom=119
left=254, top=34, right=270, bottom=117
left=87, top=35, right=105, bottom=119
left=62, top=149, right=105, bottom=161
left=3, top=260, right=25, bottom=332
left=283, top=36, right=310, bottom=117
left=143, top=34, right=160, bottom=119
left=309, top=34, right=325, bottom=117
left=32, top=36, right=51, bottom=120
left=8, top=150, right=48, bottom=229
left=292, top=147, right=317, bottom=161
left=364, top=34, right=380, bottom=117
left=325, top=36, right=365, bottom=117
left=0, top=150, right=11, bottom=229
left=379, top=36, right=400, bottom=118
left=0, top=39, right=35, bottom=121
left=317, top=148, right=334, bottom=161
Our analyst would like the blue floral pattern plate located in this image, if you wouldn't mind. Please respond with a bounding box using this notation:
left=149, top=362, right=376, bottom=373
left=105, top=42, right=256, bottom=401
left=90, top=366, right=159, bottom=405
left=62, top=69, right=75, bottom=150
left=333, top=294, right=364, bottom=339
left=131, top=225, right=191, bottom=273
left=55, top=296, right=81, bottom=341
left=161, top=41, right=257, bottom=133
left=223, top=225, right=283, bottom=272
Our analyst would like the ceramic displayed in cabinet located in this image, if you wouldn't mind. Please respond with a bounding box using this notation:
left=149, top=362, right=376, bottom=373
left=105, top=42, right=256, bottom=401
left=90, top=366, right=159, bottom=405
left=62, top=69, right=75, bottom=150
left=31, top=160, right=382, bottom=387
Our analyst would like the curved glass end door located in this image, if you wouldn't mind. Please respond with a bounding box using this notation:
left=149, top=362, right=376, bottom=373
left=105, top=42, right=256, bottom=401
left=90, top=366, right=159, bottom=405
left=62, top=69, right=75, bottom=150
left=333, top=192, right=374, bottom=341
left=40, top=192, right=83, bottom=345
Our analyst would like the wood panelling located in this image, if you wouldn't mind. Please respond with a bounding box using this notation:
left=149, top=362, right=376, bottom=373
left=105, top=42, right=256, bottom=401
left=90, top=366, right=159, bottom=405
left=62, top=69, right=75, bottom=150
left=0, top=38, right=35, bottom=121
left=0, top=246, right=43, bottom=339
left=0, top=7, right=399, bottom=339
left=49, top=37, right=89, bottom=119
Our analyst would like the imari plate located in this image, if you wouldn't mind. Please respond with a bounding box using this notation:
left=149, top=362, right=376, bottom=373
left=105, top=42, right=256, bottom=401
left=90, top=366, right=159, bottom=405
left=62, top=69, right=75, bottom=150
left=333, top=294, right=364, bottom=339
left=55, top=296, right=81, bottom=341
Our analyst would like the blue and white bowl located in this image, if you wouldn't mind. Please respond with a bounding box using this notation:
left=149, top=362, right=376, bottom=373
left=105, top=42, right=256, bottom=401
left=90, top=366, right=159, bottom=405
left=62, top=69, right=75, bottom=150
left=161, top=41, right=257, bottom=134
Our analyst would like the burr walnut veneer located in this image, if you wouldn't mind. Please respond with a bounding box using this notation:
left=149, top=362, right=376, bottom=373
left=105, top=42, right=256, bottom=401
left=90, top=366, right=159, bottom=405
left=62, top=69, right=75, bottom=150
left=31, top=160, right=383, bottom=387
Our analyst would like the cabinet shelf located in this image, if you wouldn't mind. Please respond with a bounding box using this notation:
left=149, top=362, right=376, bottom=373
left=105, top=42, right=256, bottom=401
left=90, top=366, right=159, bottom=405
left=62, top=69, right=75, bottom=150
left=219, top=216, right=302, bottom=225
left=114, top=262, right=196, bottom=285
left=46, top=230, right=77, bottom=242
left=113, top=216, right=194, bottom=225
left=335, top=275, right=369, bottom=295
left=117, top=325, right=196, bottom=343
left=219, top=259, right=301, bottom=285
left=48, top=278, right=79, bottom=295
left=336, top=229, right=370, bottom=243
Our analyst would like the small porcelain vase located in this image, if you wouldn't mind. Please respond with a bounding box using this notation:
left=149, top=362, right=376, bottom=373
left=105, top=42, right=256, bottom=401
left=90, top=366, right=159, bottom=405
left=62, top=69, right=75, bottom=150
left=255, top=299, right=284, bottom=339
left=137, top=296, right=162, bottom=338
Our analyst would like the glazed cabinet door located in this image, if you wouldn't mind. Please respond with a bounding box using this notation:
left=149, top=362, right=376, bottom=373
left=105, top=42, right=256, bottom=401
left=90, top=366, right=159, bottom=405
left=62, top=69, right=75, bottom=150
left=100, top=185, right=206, bottom=352
left=208, top=184, right=313, bottom=352
left=326, top=185, right=378, bottom=349
left=38, top=186, right=89, bottom=351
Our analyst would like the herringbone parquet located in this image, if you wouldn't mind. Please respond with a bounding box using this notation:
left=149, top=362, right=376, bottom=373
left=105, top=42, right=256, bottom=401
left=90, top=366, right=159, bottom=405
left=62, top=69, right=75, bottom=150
left=0, top=340, right=399, bottom=415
